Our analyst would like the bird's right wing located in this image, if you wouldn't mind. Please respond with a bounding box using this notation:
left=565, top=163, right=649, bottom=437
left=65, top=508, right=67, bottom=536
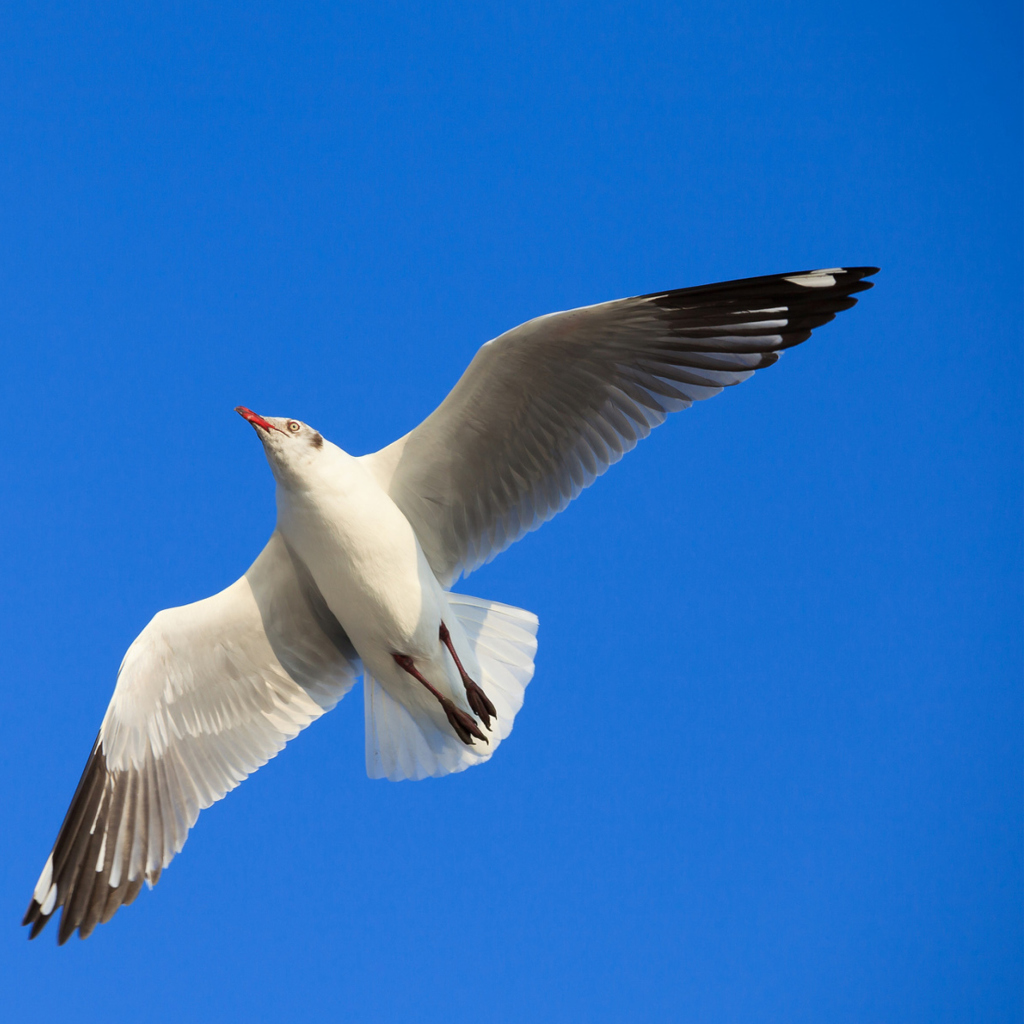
left=23, top=530, right=361, bottom=944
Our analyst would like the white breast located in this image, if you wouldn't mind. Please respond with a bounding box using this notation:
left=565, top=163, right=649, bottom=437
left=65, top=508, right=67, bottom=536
left=274, top=443, right=443, bottom=668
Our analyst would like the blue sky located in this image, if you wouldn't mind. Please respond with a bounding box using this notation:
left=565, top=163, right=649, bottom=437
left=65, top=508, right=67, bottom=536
left=1, top=2, right=1020, bottom=1021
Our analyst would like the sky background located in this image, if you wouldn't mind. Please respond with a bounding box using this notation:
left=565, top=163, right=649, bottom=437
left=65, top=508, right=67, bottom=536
left=0, top=2, right=1020, bottom=1021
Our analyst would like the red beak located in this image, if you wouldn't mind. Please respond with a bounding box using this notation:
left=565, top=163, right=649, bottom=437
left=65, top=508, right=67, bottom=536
left=235, top=406, right=283, bottom=433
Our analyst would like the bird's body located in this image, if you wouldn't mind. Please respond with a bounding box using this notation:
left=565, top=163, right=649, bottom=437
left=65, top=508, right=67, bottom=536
left=281, top=442, right=437, bottom=674
left=276, top=439, right=471, bottom=720
left=24, top=265, right=877, bottom=942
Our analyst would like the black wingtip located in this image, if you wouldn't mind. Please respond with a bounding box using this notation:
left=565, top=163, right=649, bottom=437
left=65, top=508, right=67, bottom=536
left=642, top=265, right=881, bottom=306
left=23, top=733, right=108, bottom=945
left=840, top=266, right=880, bottom=286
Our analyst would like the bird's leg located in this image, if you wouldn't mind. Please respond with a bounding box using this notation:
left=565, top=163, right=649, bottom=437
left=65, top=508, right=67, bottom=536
left=391, top=653, right=488, bottom=746
left=439, top=622, right=496, bottom=731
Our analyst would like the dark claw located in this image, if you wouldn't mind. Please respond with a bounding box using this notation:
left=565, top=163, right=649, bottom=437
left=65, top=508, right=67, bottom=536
left=442, top=699, right=489, bottom=746
left=465, top=680, right=496, bottom=731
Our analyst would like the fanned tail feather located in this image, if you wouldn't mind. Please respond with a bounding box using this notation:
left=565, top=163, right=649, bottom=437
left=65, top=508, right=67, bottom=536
left=364, top=594, right=538, bottom=781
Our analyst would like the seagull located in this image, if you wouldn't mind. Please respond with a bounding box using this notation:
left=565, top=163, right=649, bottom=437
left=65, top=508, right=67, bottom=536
left=24, top=265, right=877, bottom=943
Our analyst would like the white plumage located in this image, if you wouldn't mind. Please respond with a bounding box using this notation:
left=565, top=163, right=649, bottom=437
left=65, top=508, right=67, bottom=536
left=24, top=266, right=876, bottom=942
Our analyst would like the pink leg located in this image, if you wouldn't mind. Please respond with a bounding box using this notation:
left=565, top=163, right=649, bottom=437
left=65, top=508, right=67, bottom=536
left=392, top=653, right=489, bottom=746
left=439, top=622, right=497, bottom=730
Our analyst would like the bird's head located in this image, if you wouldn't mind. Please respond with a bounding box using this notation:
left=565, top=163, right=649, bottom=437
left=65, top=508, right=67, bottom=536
left=235, top=406, right=325, bottom=484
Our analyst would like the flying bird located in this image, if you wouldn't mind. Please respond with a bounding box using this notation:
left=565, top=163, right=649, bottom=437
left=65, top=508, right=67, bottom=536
left=24, top=265, right=877, bottom=943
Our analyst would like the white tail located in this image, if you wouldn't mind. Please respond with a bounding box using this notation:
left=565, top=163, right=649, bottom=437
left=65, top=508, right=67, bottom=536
left=364, top=594, right=539, bottom=781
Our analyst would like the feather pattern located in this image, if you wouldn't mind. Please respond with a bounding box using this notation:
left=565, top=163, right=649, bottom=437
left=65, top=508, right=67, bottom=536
left=364, top=267, right=877, bottom=585
left=23, top=531, right=360, bottom=943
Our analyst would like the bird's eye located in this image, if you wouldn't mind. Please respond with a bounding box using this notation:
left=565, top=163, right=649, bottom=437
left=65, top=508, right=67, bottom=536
left=287, top=421, right=300, bottom=432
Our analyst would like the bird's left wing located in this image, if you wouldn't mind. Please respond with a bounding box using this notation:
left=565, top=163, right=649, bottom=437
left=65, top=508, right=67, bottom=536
left=23, top=530, right=360, bottom=943
left=364, top=267, right=877, bottom=585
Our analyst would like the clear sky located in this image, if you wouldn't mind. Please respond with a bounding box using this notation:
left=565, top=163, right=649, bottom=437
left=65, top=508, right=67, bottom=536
left=1, top=2, right=1020, bottom=1021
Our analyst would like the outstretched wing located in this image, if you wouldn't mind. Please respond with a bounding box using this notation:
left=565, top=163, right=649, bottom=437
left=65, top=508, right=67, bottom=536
left=23, top=531, right=361, bottom=943
left=364, top=267, right=877, bottom=585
